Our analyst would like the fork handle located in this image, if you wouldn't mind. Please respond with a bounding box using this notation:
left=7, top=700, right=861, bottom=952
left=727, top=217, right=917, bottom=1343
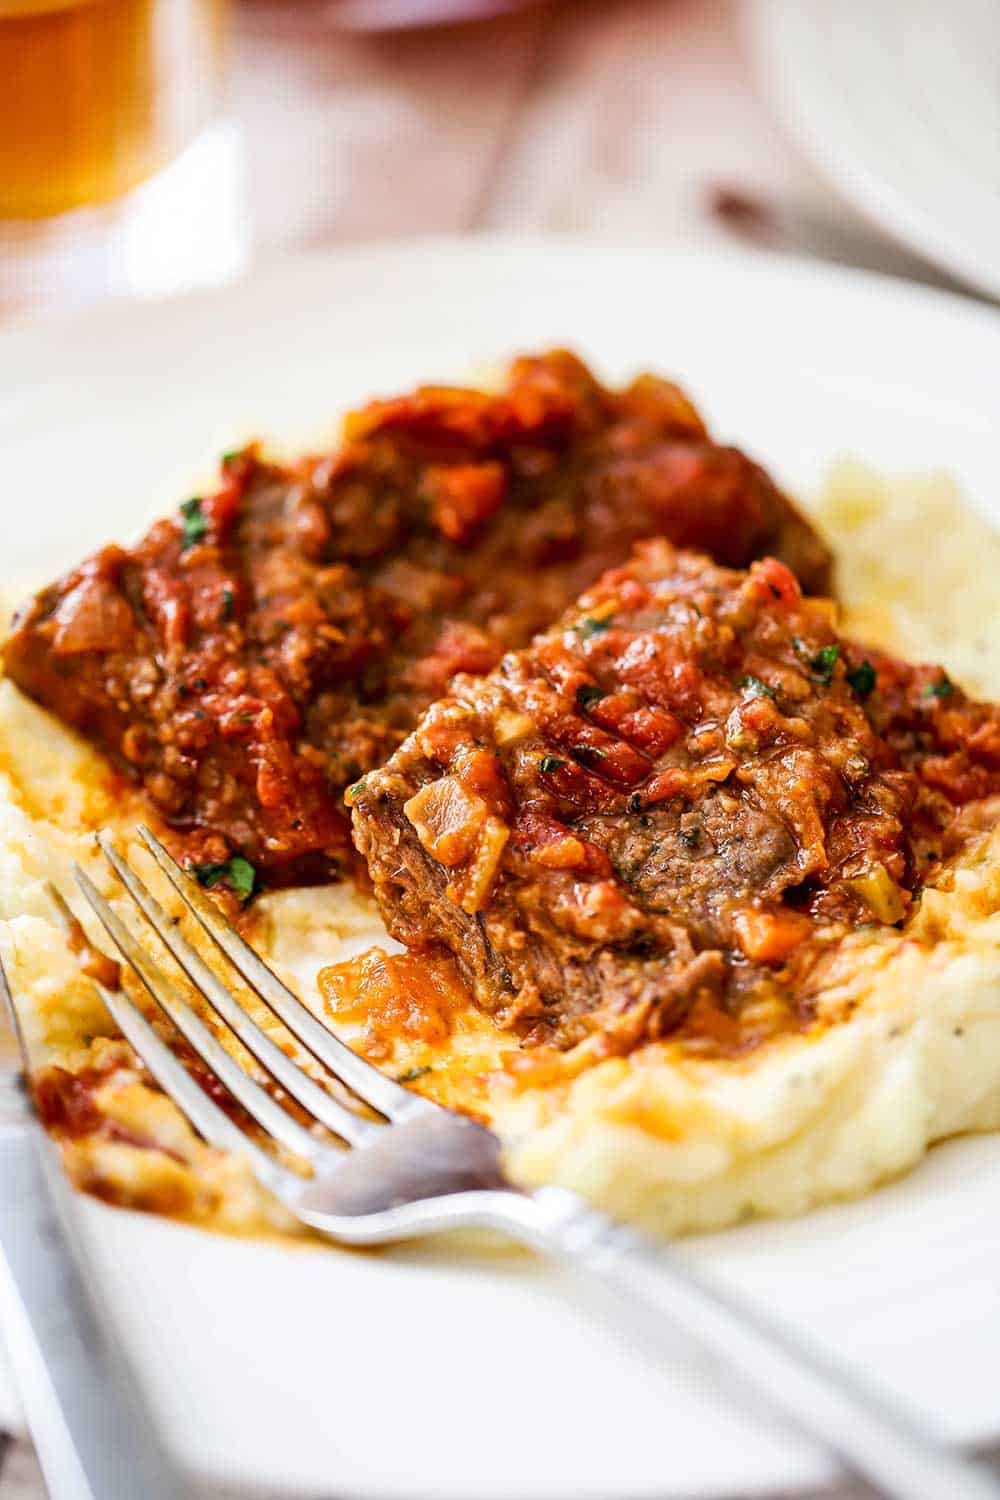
left=510, top=1187, right=1000, bottom=1500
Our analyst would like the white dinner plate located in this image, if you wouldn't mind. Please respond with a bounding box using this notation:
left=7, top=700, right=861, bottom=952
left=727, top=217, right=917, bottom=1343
left=748, top=0, right=1000, bottom=302
left=1, top=237, right=1000, bottom=1499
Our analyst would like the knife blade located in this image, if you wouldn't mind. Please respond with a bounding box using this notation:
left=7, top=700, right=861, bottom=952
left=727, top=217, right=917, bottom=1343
left=0, top=946, right=184, bottom=1500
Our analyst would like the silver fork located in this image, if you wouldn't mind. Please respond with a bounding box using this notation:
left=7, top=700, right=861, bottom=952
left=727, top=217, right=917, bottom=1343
left=67, top=824, right=1000, bottom=1500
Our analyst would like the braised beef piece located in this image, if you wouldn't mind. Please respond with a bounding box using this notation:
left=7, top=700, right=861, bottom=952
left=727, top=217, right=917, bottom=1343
left=351, top=542, right=1000, bottom=1053
left=4, top=352, right=830, bottom=883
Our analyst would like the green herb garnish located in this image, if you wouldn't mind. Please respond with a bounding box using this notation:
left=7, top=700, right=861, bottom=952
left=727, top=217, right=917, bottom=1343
left=220, top=448, right=244, bottom=467
left=221, top=586, right=235, bottom=621
left=793, top=637, right=839, bottom=686
left=924, top=673, right=955, bottom=699
left=192, top=855, right=257, bottom=903
left=396, top=1065, right=431, bottom=1084
left=738, top=675, right=777, bottom=701
left=539, top=755, right=566, bottom=774
left=578, top=616, right=612, bottom=639
left=346, top=778, right=367, bottom=799
left=226, top=857, right=257, bottom=901
left=810, top=644, right=840, bottom=685
left=846, top=659, right=877, bottom=698
left=179, top=496, right=207, bottom=551
left=576, top=684, right=608, bottom=709
left=628, top=792, right=644, bottom=812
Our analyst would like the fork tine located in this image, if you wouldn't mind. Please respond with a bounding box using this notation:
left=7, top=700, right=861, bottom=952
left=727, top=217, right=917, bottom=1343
left=74, top=867, right=326, bottom=1166
left=97, top=835, right=379, bottom=1147
left=91, top=978, right=291, bottom=1196
left=136, top=825, right=431, bottom=1121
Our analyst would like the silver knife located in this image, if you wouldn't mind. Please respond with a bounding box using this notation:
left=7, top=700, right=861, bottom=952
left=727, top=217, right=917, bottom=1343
left=0, top=949, right=185, bottom=1500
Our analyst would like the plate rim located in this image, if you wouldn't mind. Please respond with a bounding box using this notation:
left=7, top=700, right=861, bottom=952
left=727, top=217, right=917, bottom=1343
left=3, top=232, right=1000, bottom=1500
left=746, top=0, right=1000, bottom=302
left=2, top=229, right=999, bottom=355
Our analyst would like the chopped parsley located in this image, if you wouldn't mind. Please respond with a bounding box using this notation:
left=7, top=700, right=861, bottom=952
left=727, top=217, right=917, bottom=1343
left=179, top=496, right=207, bottom=551
left=793, top=637, right=839, bottom=686
left=810, top=644, right=840, bottom=686
left=738, top=675, right=777, bottom=701
left=578, top=616, right=613, bottom=639
left=192, top=855, right=257, bottom=903
left=924, top=673, right=955, bottom=699
left=539, top=755, right=566, bottom=774
left=221, top=586, right=235, bottom=621
left=576, top=683, right=608, bottom=709
left=346, top=779, right=367, bottom=800
left=846, top=659, right=877, bottom=698
left=396, top=1065, right=431, bottom=1084
left=220, top=448, right=244, bottom=467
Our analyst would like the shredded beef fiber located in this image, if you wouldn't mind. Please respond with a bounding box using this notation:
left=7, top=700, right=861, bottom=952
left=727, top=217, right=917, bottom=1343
left=351, top=541, right=1000, bottom=1055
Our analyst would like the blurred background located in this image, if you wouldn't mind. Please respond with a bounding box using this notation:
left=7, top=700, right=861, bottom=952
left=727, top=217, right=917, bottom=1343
left=4, top=0, right=997, bottom=319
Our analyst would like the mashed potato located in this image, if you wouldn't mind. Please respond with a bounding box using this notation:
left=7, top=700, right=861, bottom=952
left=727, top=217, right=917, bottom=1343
left=0, top=464, right=997, bottom=1239
left=816, top=458, right=1000, bottom=699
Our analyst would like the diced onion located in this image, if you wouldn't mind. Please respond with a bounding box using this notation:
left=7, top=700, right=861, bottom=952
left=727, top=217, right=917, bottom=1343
left=447, top=815, right=509, bottom=914
left=404, top=777, right=486, bottom=868
left=406, top=776, right=510, bottom=912
left=493, top=710, right=536, bottom=746
left=847, top=864, right=908, bottom=924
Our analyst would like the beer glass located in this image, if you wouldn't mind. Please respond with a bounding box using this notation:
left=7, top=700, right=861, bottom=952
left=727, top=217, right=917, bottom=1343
left=0, top=0, right=246, bottom=311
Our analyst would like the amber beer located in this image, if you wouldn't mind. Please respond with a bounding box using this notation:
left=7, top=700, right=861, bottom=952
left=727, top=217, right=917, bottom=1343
left=0, top=0, right=226, bottom=221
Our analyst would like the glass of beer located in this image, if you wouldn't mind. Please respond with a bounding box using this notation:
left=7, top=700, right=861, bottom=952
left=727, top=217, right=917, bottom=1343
left=0, top=0, right=246, bottom=312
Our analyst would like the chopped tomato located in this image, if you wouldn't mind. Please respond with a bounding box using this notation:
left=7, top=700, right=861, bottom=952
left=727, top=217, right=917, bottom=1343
left=513, top=810, right=612, bottom=877
left=423, top=462, right=506, bottom=544
left=749, top=556, right=802, bottom=607
left=589, top=692, right=683, bottom=755
left=410, top=622, right=502, bottom=695
left=732, top=907, right=811, bottom=963
left=642, top=756, right=735, bottom=805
